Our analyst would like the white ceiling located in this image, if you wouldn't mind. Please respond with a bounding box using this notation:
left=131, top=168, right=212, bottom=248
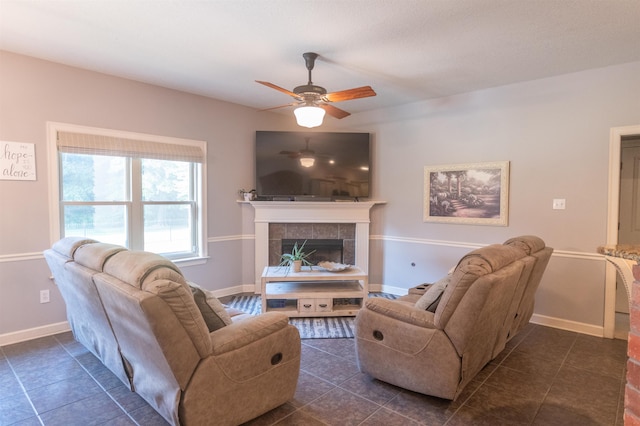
left=1, top=0, right=639, bottom=119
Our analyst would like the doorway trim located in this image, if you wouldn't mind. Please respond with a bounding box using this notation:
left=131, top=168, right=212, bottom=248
left=605, top=124, right=640, bottom=338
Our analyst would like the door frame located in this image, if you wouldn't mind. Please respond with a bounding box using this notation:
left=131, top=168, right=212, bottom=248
left=605, top=124, right=640, bottom=338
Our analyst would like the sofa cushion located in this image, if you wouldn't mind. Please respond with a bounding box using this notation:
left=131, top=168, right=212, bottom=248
left=189, top=284, right=232, bottom=332
left=503, top=235, right=546, bottom=255
left=104, top=251, right=212, bottom=357
left=104, top=251, right=183, bottom=289
left=415, top=275, right=450, bottom=311
left=435, top=244, right=524, bottom=328
left=51, top=237, right=98, bottom=258
left=74, top=242, right=127, bottom=271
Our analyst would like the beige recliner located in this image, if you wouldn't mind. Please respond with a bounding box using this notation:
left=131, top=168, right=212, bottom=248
left=355, top=240, right=551, bottom=400
left=45, top=237, right=301, bottom=426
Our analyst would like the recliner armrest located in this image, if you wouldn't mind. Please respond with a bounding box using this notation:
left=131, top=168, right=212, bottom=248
left=407, top=283, right=432, bottom=295
left=364, top=298, right=437, bottom=328
left=210, top=312, right=292, bottom=354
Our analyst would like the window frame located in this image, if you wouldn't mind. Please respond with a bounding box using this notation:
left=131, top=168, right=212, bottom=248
left=47, top=122, right=208, bottom=264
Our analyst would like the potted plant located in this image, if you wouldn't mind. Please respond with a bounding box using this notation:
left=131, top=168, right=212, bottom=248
left=238, top=189, right=256, bottom=201
left=279, top=240, right=316, bottom=272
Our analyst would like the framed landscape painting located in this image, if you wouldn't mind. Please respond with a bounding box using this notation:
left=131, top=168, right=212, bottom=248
left=424, top=161, right=510, bottom=226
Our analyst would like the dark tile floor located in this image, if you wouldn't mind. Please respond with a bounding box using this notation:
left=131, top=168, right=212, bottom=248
left=0, top=323, right=628, bottom=425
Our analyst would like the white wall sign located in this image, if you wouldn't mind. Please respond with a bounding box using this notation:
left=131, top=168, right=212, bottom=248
left=1, top=141, right=36, bottom=181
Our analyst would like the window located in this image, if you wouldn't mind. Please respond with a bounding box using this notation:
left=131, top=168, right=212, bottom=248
left=49, top=124, right=206, bottom=261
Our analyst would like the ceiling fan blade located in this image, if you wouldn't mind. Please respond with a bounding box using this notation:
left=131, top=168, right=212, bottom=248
left=324, top=86, right=376, bottom=103
left=258, top=102, right=298, bottom=112
left=256, top=81, right=299, bottom=98
left=320, top=104, right=351, bottom=119
left=279, top=150, right=301, bottom=158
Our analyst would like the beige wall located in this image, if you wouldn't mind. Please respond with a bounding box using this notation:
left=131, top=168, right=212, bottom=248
left=1, top=49, right=639, bottom=341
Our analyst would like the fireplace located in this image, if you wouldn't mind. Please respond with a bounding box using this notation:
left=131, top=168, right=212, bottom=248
left=251, top=200, right=383, bottom=290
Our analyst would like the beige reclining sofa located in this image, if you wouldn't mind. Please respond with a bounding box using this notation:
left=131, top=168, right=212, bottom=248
left=354, top=236, right=552, bottom=400
left=44, top=237, right=301, bottom=426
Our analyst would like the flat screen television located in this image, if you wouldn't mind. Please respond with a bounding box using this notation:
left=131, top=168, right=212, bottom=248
left=255, top=131, right=370, bottom=200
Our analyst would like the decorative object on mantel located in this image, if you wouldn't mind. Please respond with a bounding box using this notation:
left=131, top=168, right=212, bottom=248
left=317, top=261, right=351, bottom=272
left=238, top=188, right=256, bottom=201
left=256, top=52, right=376, bottom=128
left=279, top=240, right=316, bottom=272
left=424, top=161, right=510, bottom=226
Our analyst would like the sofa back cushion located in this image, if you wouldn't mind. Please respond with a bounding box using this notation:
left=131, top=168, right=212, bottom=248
left=46, top=237, right=99, bottom=285
left=504, top=235, right=546, bottom=255
left=435, top=244, right=523, bottom=328
left=73, top=242, right=127, bottom=271
left=102, top=251, right=212, bottom=358
left=102, top=250, right=182, bottom=288
left=51, top=236, right=99, bottom=258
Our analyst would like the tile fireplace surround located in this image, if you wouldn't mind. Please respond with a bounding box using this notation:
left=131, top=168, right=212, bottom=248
left=251, top=201, right=384, bottom=291
left=272, top=227, right=355, bottom=266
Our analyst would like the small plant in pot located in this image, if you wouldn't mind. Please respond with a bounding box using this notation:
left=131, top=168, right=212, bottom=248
left=238, top=189, right=256, bottom=201
left=279, top=240, right=316, bottom=272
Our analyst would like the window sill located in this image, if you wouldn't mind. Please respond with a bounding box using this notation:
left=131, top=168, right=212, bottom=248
left=173, top=256, right=210, bottom=267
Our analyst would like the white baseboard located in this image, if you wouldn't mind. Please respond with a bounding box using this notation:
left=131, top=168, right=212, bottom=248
left=0, top=321, right=70, bottom=346
left=210, top=284, right=256, bottom=297
left=530, top=313, right=604, bottom=338
left=371, top=283, right=405, bottom=295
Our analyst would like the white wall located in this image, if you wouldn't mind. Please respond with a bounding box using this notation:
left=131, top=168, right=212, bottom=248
left=1, top=49, right=639, bottom=342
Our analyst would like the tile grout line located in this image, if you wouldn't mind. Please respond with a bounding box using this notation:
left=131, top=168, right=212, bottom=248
left=53, top=333, right=143, bottom=426
left=0, top=345, right=45, bottom=426
left=527, top=332, right=579, bottom=425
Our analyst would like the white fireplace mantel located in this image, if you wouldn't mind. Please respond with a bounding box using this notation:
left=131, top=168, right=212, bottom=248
left=251, top=201, right=385, bottom=291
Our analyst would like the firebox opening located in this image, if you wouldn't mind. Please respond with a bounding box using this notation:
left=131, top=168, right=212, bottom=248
left=281, top=239, right=344, bottom=265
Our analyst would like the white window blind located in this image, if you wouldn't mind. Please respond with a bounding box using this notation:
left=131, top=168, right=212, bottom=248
left=57, top=131, right=204, bottom=163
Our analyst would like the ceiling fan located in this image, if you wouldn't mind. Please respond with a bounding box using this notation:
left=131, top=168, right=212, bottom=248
left=280, top=137, right=325, bottom=167
left=256, top=52, right=376, bottom=128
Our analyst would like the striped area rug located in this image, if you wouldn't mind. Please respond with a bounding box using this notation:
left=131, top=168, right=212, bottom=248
left=225, top=293, right=397, bottom=339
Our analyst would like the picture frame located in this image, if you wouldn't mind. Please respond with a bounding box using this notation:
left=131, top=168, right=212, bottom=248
left=424, top=161, right=510, bottom=226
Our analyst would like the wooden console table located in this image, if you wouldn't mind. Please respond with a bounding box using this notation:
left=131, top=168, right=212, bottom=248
left=260, top=265, right=368, bottom=317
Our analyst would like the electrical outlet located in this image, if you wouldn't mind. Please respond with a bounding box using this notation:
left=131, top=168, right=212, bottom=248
left=40, top=289, right=50, bottom=304
left=552, top=198, right=566, bottom=210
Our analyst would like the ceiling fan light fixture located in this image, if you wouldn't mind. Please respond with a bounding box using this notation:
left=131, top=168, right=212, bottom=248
left=299, top=156, right=315, bottom=167
left=294, top=105, right=325, bottom=128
